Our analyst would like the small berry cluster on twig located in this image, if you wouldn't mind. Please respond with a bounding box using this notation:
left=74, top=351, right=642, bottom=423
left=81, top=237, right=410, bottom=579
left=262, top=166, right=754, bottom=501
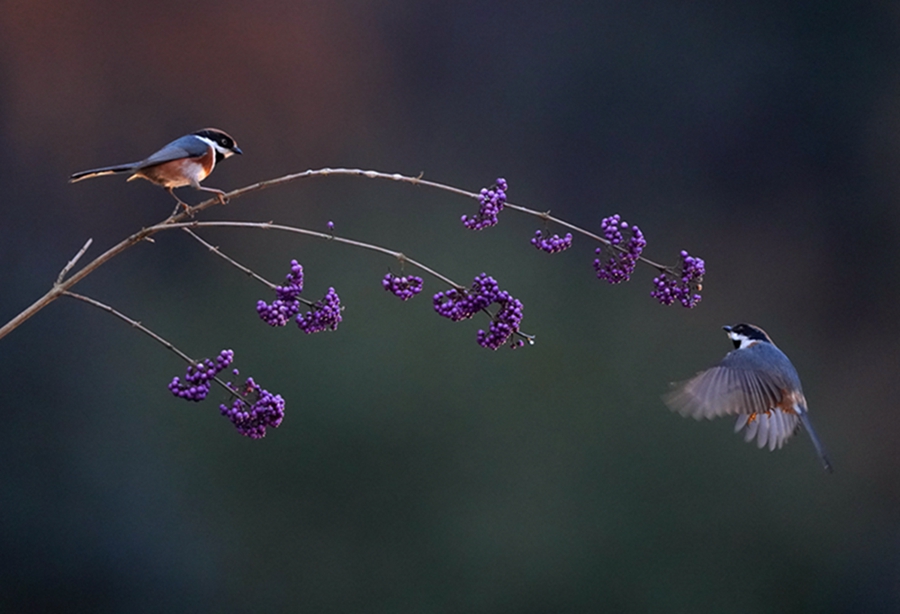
left=382, top=273, right=424, bottom=301
left=167, top=349, right=235, bottom=401
left=434, top=273, right=524, bottom=349
left=593, top=214, right=647, bottom=284
left=256, top=260, right=304, bottom=326
left=297, top=287, right=343, bottom=333
left=531, top=229, right=573, bottom=253
left=462, top=178, right=508, bottom=230
left=434, top=273, right=500, bottom=321
left=476, top=290, right=524, bottom=350
left=219, top=374, right=285, bottom=439
left=651, top=250, right=706, bottom=308
left=257, top=259, right=343, bottom=333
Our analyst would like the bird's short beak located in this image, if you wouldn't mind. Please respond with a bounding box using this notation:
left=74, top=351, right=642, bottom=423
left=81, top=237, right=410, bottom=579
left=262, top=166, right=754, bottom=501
left=233, top=146, right=243, bottom=155
left=722, top=325, right=733, bottom=333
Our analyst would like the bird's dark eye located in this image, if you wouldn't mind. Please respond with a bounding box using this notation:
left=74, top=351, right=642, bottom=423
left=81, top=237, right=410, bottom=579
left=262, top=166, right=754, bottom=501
left=220, top=137, right=232, bottom=147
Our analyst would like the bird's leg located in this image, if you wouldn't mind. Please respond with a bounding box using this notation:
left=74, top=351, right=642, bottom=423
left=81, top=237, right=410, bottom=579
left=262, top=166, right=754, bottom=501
left=198, top=185, right=228, bottom=205
left=167, top=187, right=192, bottom=217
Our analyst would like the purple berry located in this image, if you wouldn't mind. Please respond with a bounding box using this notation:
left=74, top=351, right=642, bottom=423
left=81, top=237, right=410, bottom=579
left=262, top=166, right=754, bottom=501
left=434, top=273, right=524, bottom=349
left=257, top=260, right=304, bottom=326
left=382, top=273, right=424, bottom=301
left=219, top=377, right=285, bottom=439
left=297, top=287, right=343, bottom=333
left=593, top=215, right=646, bottom=284
left=651, top=250, right=705, bottom=308
left=168, top=349, right=235, bottom=402
left=531, top=230, right=573, bottom=254
left=462, top=178, right=508, bottom=230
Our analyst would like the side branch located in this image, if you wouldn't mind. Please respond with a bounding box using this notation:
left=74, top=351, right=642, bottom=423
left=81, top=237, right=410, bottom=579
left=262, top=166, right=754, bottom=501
left=63, top=291, right=195, bottom=365
left=0, top=225, right=163, bottom=341
left=63, top=291, right=249, bottom=403
left=182, top=228, right=276, bottom=289
left=161, top=220, right=463, bottom=290
left=56, top=238, right=93, bottom=285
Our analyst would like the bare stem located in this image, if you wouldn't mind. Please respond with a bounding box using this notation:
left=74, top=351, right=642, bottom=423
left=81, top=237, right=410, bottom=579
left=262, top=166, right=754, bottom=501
left=181, top=227, right=317, bottom=307
left=1, top=224, right=162, bottom=341
left=182, top=228, right=277, bottom=290
left=164, top=220, right=463, bottom=290
left=63, top=291, right=241, bottom=398
left=64, top=291, right=196, bottom=364
left=57, top=238, right=93, bottom=285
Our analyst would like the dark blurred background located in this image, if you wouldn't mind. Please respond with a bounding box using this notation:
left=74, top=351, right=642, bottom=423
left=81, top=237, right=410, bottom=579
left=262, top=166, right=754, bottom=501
left=1, top=1, right=899, bottom=612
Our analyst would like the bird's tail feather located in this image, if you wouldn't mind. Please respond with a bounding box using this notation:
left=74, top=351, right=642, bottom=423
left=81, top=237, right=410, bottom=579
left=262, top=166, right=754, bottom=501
left=799, top=410, right=833, bottom=473
left=69, top=164, right=138, bottom=183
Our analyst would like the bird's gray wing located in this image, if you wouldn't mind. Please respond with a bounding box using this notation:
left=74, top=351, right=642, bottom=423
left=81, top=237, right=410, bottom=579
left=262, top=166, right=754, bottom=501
left=136, top=135, right=210, bottom=168
left=663, top=346, right=788, bottom=420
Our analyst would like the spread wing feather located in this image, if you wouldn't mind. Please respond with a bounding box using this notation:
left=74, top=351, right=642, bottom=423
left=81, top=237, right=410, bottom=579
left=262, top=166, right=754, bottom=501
left=663, top=341, right=829, bottom=465
left=664, top=346, right=790, bottom=420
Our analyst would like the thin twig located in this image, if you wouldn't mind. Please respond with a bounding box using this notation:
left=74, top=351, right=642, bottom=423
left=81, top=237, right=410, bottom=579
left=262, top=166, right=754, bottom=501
left=64, top=291, right=195, bottom=364
left=182, top=228, right=276, bottom=289
left=165, top=220, right=464, bottom=290
left=56, top=238, right=93, bottom=285
left=63, top=291, right=242, bottom=398
left=1, top=225, right=161, bottom=341
left=181, top=227, right=316, bottom=307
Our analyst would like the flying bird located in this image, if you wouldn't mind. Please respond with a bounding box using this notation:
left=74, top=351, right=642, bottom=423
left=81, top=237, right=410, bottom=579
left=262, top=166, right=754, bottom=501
left=664, top=323, right=832, bottom=472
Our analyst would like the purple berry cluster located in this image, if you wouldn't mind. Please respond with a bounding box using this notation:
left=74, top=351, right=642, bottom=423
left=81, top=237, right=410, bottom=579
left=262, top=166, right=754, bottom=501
left=219, top=376, right=285, bottom=439
left=382, top=273, right=424, bottom=301
left=476, top=291, right=524, bottom=350
left=462, top=178, right=508, bottom=230
left=297, top=287, right=343, bottom=333
left=168, top=349, right=234, bottom=402
left=593, top=215, right=646, bottom=284
left=531, top=229, right=573, bottom=254
left=651, top=250, right=706, bottom=308
left=258, top=260, right=343, bottom=333
left=434, top=273, right=524, bottom=349
left=257, top=260, right=304, bottom=326
left=433, top=273, right=500, bottom=321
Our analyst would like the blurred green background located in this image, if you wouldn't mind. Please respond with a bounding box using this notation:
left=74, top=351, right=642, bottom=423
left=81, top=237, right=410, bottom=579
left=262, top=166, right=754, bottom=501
left=1, top=1, right=899, bottom=612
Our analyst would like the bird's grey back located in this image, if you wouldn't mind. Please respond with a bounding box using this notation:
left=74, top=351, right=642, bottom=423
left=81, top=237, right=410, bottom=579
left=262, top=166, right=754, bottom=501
left=137, top=135, right=210, bottom=168
left=719, top=342, right=802, bottom=392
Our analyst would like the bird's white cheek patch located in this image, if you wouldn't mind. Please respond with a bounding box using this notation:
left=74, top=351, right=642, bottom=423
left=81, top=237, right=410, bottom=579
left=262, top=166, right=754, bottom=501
left=727, top=332, right=755, bottom=349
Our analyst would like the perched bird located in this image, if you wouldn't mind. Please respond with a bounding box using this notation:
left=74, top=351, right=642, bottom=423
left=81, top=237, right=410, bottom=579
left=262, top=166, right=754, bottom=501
left=70, top=128, right=242, bottom=211
left=664, top=323, right=832, bottom=472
